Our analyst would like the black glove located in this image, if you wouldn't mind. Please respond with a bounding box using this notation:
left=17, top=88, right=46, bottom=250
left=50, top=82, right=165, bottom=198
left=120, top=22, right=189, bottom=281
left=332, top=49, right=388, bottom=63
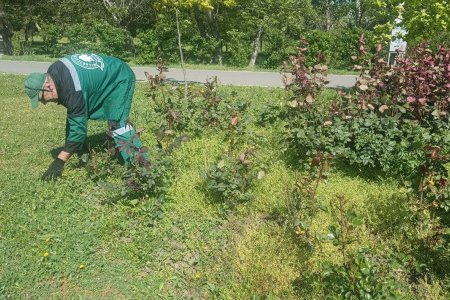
left=41, top=158, right=65, bottom=181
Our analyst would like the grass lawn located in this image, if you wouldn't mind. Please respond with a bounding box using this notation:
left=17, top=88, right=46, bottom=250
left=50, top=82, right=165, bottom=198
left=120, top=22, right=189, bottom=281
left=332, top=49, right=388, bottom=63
left=0, top=74, right=448, bottom=298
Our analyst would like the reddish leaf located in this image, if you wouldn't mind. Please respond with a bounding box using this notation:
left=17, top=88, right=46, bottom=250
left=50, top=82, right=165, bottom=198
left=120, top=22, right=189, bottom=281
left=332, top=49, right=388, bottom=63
left=231, top=116, right=239, bottom=126
left=379, top=105, right=389, bottom=113
left=359, top=84, right=368, bottom=91
left=407, top=96, right=416, bottom=103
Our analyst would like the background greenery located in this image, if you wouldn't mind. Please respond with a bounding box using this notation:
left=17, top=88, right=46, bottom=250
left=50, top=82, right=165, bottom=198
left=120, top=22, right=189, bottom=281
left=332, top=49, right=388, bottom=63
left=1, top=0, right=449, bottom=69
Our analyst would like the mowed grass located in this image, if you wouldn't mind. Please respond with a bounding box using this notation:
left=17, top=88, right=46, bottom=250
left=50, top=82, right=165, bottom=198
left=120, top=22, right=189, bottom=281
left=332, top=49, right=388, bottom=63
left=0, top=74, right=448, bottom=299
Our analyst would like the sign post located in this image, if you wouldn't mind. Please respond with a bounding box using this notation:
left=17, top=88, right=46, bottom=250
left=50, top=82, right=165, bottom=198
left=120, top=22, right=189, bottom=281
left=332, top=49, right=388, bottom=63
left=388, top=18, right=407, bottom=66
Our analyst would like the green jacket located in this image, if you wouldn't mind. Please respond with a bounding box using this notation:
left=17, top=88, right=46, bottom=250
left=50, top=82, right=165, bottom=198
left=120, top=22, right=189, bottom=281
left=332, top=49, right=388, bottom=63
left=47, top=54, right=135, bottom=153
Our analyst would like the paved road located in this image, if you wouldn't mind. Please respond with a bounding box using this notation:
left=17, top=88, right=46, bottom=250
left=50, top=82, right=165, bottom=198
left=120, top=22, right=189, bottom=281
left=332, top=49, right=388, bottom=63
left=0, top=60, right=357, bottom=88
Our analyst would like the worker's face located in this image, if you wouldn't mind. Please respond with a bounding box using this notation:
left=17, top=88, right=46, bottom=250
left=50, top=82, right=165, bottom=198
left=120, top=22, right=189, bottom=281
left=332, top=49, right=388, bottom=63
left=39, top=79, right=58, bottom=104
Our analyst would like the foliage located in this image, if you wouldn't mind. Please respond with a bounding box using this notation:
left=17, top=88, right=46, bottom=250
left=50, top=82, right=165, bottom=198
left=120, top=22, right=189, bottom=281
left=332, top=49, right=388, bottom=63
left=282, top=38, right=334, bottom=167
left=320, top=247, right=407, bottom=299
left=203, top=150, right=256, bottom=213
left=276, top=38, right=450, bottom=298
left=282, top=154, right=332, bottom=250
left=85, top=146, right=169, bottom=203
left=119, top=160, right=169, bottom=202
left=417, top=146, right=450, bottom=212
left=307, top=195, right=408, bottom=299
left=64, top=21, right=97, bottom=53
left=10, top=30, right=32, bottom=56
left=284, top=36, right=450, bottom=181
left=135, top=29, right=159, bottom=64
left=39, top=23, right=63, bottom=57
left=403, top=0, right=450, bottom=46
left=304, top=28, right=376, bottom=69
left=3, top=0, right=448, bottom=69
left=256, top=103, right=287, bottom=126
left=223, top=29, right=251, bottom=66
left=92, top=20, right=131, bottom=60
left=144, top=61, right=254, bottom=140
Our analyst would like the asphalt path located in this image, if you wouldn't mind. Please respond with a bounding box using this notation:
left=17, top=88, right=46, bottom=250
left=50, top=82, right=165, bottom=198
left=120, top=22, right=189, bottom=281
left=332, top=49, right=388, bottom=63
left=0, top=60, right=357, bottom=88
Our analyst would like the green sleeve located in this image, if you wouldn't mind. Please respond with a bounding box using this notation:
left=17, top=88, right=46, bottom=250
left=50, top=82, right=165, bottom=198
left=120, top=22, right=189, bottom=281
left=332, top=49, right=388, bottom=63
left=66, top=115, right=87, bottom=144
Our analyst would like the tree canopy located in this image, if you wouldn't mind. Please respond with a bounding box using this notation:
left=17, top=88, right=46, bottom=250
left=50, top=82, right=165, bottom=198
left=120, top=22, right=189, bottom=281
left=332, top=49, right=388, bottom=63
left=0, top=0, right=446, bottom=68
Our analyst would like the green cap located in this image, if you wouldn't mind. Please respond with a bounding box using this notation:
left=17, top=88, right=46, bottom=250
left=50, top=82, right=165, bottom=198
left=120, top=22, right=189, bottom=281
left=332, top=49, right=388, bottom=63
left=24, top=73, right=46, bottom=109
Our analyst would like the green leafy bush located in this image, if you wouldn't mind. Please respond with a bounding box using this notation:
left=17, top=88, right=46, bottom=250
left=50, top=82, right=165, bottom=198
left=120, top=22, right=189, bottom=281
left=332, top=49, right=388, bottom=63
left=64, top=22, right=96, bottom=53
left=316, top=195, right=409, bottom=299
left=92, top=21, right=131, bottom=60
left=203, top=150, right=256, bottom=212
left=120, top=155, right=170, bottom=200
left=135, top=29, right=159, bottom=64
left=304, top=29, right=376, bottom=69
left=39, top=23, right=63, bottom=57
left=184, top=35, right=219, bottom=64
left=224, top=29, right=251, bottom=66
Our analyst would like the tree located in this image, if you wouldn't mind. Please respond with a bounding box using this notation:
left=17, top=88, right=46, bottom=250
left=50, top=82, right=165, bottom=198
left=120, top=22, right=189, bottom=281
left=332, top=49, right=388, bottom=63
left=403, top=0, right=450, bottom=46
left=0, top=2, right=13, bottom=54
left=311, top=0, right=353, bottom=31
left=156, top=0, right=226, bottom=94
left=220, top=0, right=312, bottom=67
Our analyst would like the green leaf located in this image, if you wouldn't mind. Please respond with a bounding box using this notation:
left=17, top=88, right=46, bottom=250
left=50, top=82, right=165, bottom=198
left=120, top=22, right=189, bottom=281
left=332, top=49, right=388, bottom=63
left=217, top=160, right=225, bottom=169
left=361, top=267, right=370, bottom=275
left=257, top=170, right=265, bottom=180
left=352, top=216, right=364, bottom=226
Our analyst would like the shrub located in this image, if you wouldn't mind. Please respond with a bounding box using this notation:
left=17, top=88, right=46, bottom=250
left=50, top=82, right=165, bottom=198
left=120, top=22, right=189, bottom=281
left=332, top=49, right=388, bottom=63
left=135, top=29, right=159, bottom=64
left=39, top=23, right=64, bottom=57
left=64, top=22, right=96, bottom=53
left=92, top=21, right=131, bottom=60
left=224, top=29, right=251, bottom=66
left=303, top=29, right=376, bottom=70
left=184, top=35, right=219, bottom=64
left=203, top=150, right=256, bottom=213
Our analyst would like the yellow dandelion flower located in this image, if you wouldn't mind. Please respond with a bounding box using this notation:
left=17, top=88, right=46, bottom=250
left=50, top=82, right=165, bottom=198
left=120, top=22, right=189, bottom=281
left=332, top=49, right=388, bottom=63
left=79, top=264, right=85, bottom=269
left=43, top=252, right=49, bottom=257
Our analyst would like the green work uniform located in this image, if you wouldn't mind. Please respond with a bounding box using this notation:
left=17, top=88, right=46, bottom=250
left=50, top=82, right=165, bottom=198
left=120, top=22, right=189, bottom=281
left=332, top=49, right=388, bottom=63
left=48, top=53, right=147, bottom=164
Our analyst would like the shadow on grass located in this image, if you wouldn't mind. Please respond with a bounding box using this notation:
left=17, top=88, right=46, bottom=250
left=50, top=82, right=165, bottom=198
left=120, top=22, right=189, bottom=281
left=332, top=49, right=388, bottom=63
left=282, top=150, right=391, bottom=183
left=49, top=132, right=122, bottom=162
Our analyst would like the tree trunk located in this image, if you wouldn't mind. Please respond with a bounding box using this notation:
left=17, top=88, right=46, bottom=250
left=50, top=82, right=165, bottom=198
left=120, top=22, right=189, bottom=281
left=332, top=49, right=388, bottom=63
left=175, top=8, right=187, bottom=99
left=0, top=4, right=13, bottom=55
left=102, top=0, right=136, bottom=55
left=193, top=8, right=207, bottom=39
left=207, top=9, right=222, bottom=65
left=102, top=0, right=121, bottom=24
left=355, top=0, right=361, bottom=27
left=325, top=0, right=331, bottom=32
left=248, top=26, right=263, bottom=67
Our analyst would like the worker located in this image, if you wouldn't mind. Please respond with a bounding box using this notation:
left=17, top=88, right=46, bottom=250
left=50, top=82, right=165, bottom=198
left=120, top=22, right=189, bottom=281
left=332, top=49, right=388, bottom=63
left=24, top=53, right=148, bottom=180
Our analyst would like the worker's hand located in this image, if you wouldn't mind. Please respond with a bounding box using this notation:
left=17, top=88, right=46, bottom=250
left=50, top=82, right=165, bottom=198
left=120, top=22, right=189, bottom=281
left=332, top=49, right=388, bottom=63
left=41, top=158, right=65, bottom=181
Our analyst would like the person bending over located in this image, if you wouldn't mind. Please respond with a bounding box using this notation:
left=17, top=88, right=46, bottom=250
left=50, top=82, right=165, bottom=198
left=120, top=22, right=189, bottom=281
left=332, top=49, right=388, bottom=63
left=24, top=53, right=148, bottom=181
